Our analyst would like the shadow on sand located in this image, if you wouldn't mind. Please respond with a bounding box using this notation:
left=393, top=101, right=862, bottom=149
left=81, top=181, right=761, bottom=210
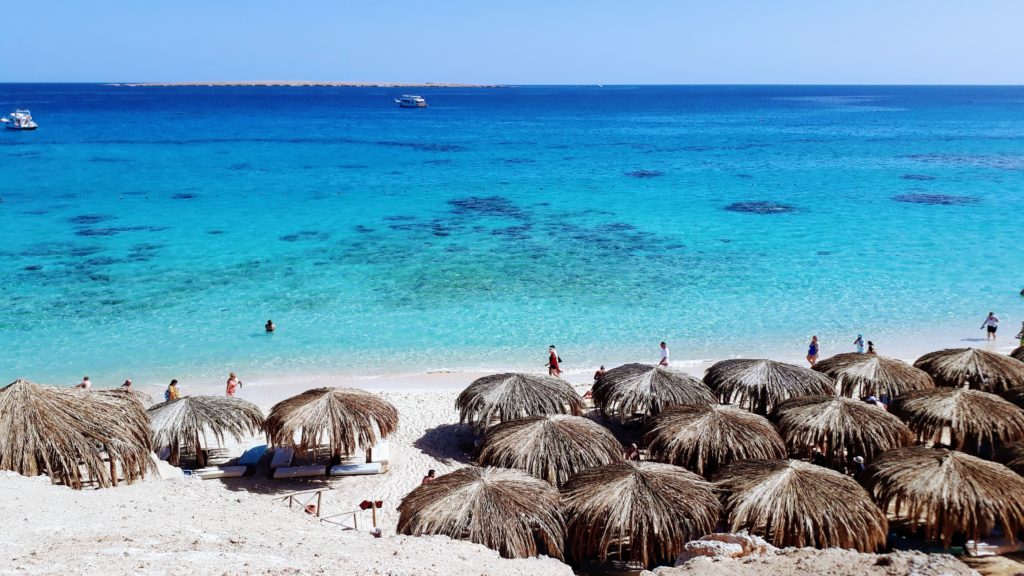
left=414, top=423, right=476, bottom=465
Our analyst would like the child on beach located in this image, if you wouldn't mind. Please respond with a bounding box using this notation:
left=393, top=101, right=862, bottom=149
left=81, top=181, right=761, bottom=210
left=853, top=334, right=865, bottom=354
left=226, top=372, right=242, bottom=397
left=547, top=346, right=562, bottom=377
left=806, top=336, right=819, bottom=367
left=866, top=341, right=876, bottom=354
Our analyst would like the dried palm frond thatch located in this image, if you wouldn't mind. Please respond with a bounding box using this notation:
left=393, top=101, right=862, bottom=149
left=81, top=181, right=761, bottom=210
left=560, top=461, right=719, bottom=568
left=1002, top=386, right=1024, bottom=410
left=149, top=395, right=264, bottom=467
left=478, top=415, right=622, bottom=487
left=914, top=347, right=1024, bottom=393
left=772, top=395, right=913, bottom=464
left=397, top=466, right=564, bottom=559
left=95, top=387, right=154, bottom=409
left=1000, top=442, right=1024, bottom=477
left=592, top=364, right=714, bottom=422
left=715, top=459, right=887, bottom=551
left=889, top=387, right=1024, bottom=454
left=266, top=387, right=397, bottom=461
left=704, top=359, right=834, bottom=415
left=1011, top=346, right=1024, bottom=362
left=813, top=353, right=933, bottom=399
left=644, top=404, right=785, bottom=477
left=865, top=446, right=1024, bottom=546
left=0, top=379, right=154, bottom=489
left=456, top=373, right=583, bottom=430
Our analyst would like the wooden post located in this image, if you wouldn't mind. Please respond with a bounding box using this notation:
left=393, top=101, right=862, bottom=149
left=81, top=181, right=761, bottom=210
left=316, top=491, right=322, bottom=518
left=195, top=432, right=207, bottom=468
left=365, top=447, right=372, bottom=464
left=371, top=501, right=377, bottom=528
left=108, top=447, right=118, bottom=487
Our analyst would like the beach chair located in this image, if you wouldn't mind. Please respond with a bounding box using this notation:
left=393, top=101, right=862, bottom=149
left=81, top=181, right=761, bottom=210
left=238, top=444, right=268, bottom=466
left=270, top=447, right=295, bottom=469
left=329, top=462, right=383, bottom=476
left=273, top=465, right=327, bottom=479
left=190, top=465, right=248, bottom=480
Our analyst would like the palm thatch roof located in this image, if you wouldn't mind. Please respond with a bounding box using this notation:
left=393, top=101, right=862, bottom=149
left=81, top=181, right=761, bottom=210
left=149, top=395, right=264, bottom=467
left=478, top=415, right=622, bottom=487
left=704, top=359, right=835, bottom=415
left=889, top=387, right=1024, bottom=453
left=592, top=364, right=714, bottom=422
left=560, top=461, right=719, bottom=568
left=0, top=379, right=154, bottom=489
left=715, top=459, right=887, bottom=551
left=1000, top=442, right=1024, bottom=477
left=864, top=446, right=1024, bottom=546
left=813, top=353, right=933, bottom=399
left=1011, top=346, right=1024, bottom=362
left=1002, top=386, right=1024, bottom=410
left=644, top=404, right=786, bottom=477
left=397, top=466, right=564, bottom=560
left=456, top=373, right=583, bottom=430
left=772, top=396, right=913, bottom=464
left=96, top=387, right=154, bottom=409
left=265, top=387, right=397, bottom=461
left=914, top=347, right=1024, bottom=394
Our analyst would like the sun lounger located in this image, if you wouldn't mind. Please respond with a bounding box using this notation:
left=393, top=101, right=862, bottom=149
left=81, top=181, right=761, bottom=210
left=965, top=538, right=1024, bottom=556
left=366, top=440, right=390, bottom=464
left=330, top=462, right=383, bottom=476
left=273, top=465, right=327, bottom=479
left=238, top=444, right=268, bottom=466
left=270, top=447, right=295, bottom=469
left=190, top=465, right=248, bottom=480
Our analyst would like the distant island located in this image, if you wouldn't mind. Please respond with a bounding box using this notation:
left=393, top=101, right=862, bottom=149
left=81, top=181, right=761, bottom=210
left=110, top=81, right=503, bottom=88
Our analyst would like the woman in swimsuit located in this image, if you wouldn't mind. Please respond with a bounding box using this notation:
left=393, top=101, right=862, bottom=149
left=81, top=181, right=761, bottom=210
left=547, top=346, right=561, bottom=378
left=806, top=335, right=819, bottom=367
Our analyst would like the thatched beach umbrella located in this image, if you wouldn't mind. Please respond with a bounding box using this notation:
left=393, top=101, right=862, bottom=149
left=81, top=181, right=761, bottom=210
left=772, top=396, right=913, bottom=464
left=914, top=347, right=1024, bottom=393
left=1003, top=386, right=1024, bottom=410
left=1012, top=347, right=1024, bottom=362
left=704, top=359, right=834, bottom=415
left=813, top=353, right=933, bottom=399
left=266, top=387, right=397, bottom=462
left=397, top=466, right=564, bottom=560
left=644, top=404, right=786, bottom=476
left=149, top=395, right=264, bottom=468
left=889, top=387, right=1024, bottom=453
left=0, top=379, right=153, bottom=489
left=715, top=459, right=887, bottom=551
left=560, top=461, right=719, bottom=568
left=1001, top=442, right=1024, bottom=477
left=865, top=446, right=1024, bottom=546
left=592, top=363, right=714, bottom=422
left=456, top=373, right=583, bottom=430
left=478, top=415, right=622, bottom=487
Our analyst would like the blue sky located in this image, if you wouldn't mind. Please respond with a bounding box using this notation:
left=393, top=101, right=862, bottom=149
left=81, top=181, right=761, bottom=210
left=3, top=0, right=1023, bottom=83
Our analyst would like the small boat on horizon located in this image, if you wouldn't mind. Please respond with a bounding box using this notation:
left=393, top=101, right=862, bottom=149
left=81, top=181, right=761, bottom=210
left=2, top=109, right=38, bottom=130
left=395, top=95, right=427, bottom=108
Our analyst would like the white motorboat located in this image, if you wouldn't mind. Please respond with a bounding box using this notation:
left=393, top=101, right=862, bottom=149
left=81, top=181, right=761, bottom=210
left=395, top=95, right=427, bottom=108
left=3, top=109, right=37, bottom=130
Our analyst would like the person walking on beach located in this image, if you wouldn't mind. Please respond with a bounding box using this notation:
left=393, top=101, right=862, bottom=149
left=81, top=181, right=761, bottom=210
left=165, top=379, right=180, bottom=401
left=806, top=336, right=819, bottom=367
left=659, top=342, right=670, bottom=366
left=75, top=376, right=91, bottom=389
left=981, top=312, right=999, bottom=340
left=547, top=346, right=562, bottom=378
left=853, top=334, right=865, bottom=354
left=226, top=372, right=242, bottom=397
left=265, top=319, right=275, bottom=333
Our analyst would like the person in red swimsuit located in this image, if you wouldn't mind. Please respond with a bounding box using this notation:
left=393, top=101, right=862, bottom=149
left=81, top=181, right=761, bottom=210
left=547, top=345, right=562, bottom=377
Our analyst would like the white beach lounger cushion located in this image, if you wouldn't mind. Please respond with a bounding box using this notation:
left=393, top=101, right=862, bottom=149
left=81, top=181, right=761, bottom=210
left=367, top=440, right=390, bottom=464
left=330, top=462, right=382, bottom=476
left=273, top=465, right=327, bottom=479
left=192, top=466, right=248, bottom=480
left=269, top=447, right=295, bottom=469
left=238, top=444, right=268, bottom=466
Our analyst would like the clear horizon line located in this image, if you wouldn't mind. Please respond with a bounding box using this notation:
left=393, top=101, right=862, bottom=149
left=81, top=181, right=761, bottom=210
left=3, top=80, right=1024, bottom=87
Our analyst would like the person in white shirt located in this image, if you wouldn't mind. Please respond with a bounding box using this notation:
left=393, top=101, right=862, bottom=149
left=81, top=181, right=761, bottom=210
left=981, top=312, right=999, bottom=341
left=659, top=342, right=669, bottom=366
left=74, top=376, right=91, bottom=389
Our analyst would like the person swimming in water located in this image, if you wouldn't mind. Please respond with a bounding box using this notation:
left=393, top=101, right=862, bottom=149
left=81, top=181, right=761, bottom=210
left=265, top=319, right=275, bottom=332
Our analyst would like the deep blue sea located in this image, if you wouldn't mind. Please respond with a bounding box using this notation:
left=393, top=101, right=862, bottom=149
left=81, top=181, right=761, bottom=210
left=2, top=84, right=1023, bottom=385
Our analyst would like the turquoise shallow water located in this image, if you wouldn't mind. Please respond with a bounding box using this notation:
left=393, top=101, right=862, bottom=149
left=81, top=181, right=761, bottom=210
left=1, top=84, right=1023, bottom=385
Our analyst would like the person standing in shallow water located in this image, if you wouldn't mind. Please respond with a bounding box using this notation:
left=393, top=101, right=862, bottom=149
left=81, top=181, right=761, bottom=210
left=806, top=336, right=819, bottom=367
left=659, top=342, right=670, bottom=366
left=265, top=319, right=275, bottom=333
left=981, top=312, right=999, bottom=340
left=853, top=334, right=865, bottom=354
left=547, top=345, right=562, bottom=378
